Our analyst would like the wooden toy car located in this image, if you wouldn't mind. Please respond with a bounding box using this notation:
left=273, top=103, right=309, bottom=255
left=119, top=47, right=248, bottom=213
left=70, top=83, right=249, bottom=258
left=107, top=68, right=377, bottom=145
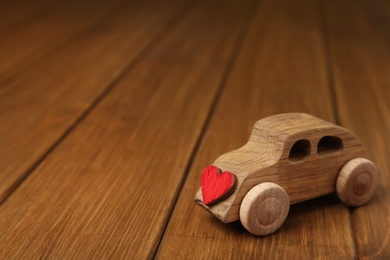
left=195, top=113, right=379, bottom=236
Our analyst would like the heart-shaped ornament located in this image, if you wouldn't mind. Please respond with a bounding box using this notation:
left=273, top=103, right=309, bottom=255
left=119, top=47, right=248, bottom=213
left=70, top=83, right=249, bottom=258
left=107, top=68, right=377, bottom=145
left=201, top=165, right=237, bottom=206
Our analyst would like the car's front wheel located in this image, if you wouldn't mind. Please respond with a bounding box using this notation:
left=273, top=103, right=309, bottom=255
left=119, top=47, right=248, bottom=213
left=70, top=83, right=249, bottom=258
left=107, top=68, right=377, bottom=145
left=239, top=182, right=290, bottom=236
left=336, top=158, right=378, bottom=207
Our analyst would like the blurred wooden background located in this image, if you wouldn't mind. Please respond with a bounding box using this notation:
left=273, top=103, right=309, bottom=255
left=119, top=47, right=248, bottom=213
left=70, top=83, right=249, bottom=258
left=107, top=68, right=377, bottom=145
left=0, top=0, right=389, bottom=258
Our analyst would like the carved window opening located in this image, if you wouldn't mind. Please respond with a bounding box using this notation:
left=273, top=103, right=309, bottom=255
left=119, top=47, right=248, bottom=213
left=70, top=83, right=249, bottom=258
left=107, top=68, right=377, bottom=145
left=317, top=136, right=343, bottom=154
left=289, top=139, right=311, bottom=162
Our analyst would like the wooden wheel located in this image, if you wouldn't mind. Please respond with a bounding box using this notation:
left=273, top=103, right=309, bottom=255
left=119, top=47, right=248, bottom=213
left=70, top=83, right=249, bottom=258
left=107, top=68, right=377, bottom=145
left=239, top=182, right=289, bottom=236
left=336, top=158, right=378, bottom=207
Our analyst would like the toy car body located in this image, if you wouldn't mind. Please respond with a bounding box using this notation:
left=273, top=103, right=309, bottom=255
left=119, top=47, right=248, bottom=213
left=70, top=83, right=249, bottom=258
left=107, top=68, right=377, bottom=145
left=195, top=113, right=378, bottom=236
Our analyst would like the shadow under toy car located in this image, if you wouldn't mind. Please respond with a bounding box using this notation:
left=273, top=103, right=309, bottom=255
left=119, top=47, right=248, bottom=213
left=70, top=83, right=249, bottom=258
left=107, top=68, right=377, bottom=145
left=195, top=113, right=378, bottom=236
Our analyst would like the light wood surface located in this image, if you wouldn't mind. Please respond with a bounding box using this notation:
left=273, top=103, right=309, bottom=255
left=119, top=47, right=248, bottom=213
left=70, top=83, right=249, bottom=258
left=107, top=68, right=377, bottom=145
left=0, top=0, right=389, bottom=258
left=336, top=158, right=378, bottom=207
left=240, top=182, right=290, bottom=236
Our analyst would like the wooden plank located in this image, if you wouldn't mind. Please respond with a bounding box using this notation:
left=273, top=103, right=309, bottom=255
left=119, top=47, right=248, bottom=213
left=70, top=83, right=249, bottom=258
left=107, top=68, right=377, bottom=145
left=0, top=0, right=53, bottom=31
left=0, top=1, right=189, bottom=203
left=0, top=0, right=124, bottom=82
left=0, top=0, right=252, bottom=258
left=156, top=0, right=359, bottom=258
left=324, top=0, right=390, bottom=258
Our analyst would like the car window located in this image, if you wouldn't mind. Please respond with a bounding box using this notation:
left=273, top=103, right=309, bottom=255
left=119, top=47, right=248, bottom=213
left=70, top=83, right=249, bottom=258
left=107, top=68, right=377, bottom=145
left=317, top=136, right=343, bottom=154
left=289, top=139, right=311, bottom=162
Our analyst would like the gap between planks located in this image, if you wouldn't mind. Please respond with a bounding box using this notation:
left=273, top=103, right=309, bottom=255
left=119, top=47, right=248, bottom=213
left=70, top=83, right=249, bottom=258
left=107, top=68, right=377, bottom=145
left=316, top=0, right=359, bottom=257
left=324, top=0, right=390, bottom=257
left=155, top=0, right=357, bottom=257
left=316, top=1, right=341, bottom=126
left=0, top=0, right=255, bottom=258
left=0, top=1, right=194, bottom=206
left=152, top=0, right=261, bottom=257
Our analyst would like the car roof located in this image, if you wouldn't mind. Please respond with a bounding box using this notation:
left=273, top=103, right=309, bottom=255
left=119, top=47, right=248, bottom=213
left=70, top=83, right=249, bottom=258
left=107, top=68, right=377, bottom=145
left=215, top=113, right=356, bottom=175
left=251, top=113, right=343, bottom=142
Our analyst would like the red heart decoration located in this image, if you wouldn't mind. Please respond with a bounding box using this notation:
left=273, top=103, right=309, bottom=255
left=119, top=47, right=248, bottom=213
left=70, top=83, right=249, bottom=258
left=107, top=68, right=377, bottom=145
left=201, top=165, right=237, bottom=206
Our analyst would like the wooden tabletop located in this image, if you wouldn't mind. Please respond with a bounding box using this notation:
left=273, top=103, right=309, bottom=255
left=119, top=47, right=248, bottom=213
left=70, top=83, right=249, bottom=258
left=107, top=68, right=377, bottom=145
left=1, top=0, right=389, bottom=258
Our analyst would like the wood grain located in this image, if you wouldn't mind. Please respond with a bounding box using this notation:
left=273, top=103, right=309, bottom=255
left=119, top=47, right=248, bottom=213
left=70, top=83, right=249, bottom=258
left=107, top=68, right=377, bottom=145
left=200, top=165, right=237, bottom=206
left=0, top=0, right=124, bottom=82
left=240, top=182, right=290, bottom=236
left=0, top=0, right=51, bottom=31
left=0, top=0, right=252, bottom=258
left=325, top=0, right=390, bottom=257
left=156, top=0, right=359, bottom=257
left=0, top=0, right=53, bottom=31
left=336, top=158, right=379, bottom=207
left=195, top=113, right=372, bottom=224
left=0, top=0, right=188, bottom=203
left=1, top=0, right=389, bottom=258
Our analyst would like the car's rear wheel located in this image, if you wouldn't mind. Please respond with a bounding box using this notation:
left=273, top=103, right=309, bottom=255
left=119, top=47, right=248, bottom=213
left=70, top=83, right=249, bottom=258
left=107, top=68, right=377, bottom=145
left=239, top=182, right=289, bottom=236
left=336, top=158, right=378, bottom=206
